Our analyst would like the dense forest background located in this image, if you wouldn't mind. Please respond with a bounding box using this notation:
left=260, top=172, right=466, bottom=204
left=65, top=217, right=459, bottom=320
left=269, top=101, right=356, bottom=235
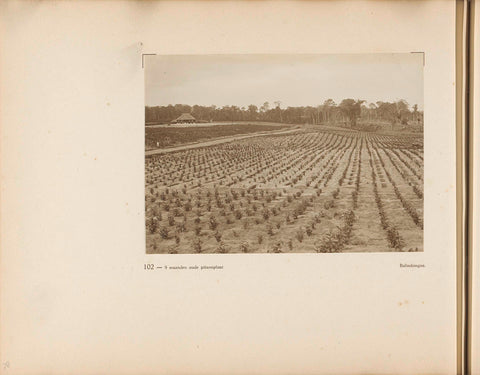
left=145, top=99, right=424, bottom=127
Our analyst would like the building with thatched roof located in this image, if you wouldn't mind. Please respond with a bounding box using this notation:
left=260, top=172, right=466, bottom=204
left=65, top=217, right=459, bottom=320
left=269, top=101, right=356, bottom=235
left=171, top=113, right=196, bottom=124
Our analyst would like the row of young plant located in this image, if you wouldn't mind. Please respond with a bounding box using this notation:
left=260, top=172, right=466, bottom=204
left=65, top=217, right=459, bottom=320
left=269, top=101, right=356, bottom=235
left=385, top=147, right=423, bottom=181
left=374, top=137, right=424, bottom=180
left=366, top=140, right=406, bottom=250
left=148, top=165, right=360, bottom=254
left=147, top=184, right=319, bottom=250
left=370, top=143, right=423, bottom=229
left=291, top=137, right=350, bottom=188
left=231, top=135, right=361, bottom=252
left=148, top=132, right=335, bottom=189
left=146, top=130, right=355, bottom=191
left=351, top=137, right=363, bottom=209
left=147, top=130, right=370, bottom=194
left=312, top=137, right=363, bottom=252
left=146, top=130, right=422, bottom=253
left=264, top=131, right=362, bottom=190
left=398, top=148, right=423, bottom=169
left=265, top=132, right=351, bottom=188
left=407, top=148, right=424, bottom=162
left=147, top=143, right=275, bottom=188
left=374, top=133, right=423, bottom=151
left=226, top=133, right=332, bottom=188
left=150, top=134, right=383, bottom=253
left=146, top=136, right=285, bottom=186
left=247, top=137, right=367, bottom=253
left=378, top=147, right=423, bottom=199
left=298, top=134, right=355, bottom=191
left=283, top=141, right=336, bottom=186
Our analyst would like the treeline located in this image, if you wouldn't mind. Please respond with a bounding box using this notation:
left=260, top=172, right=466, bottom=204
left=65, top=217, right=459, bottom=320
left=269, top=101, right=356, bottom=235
left=145, top=99, right=423, bottom=127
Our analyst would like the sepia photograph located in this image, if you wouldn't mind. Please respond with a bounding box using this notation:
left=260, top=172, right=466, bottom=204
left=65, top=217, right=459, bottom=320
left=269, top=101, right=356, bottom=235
left=145, top=54, right=424, bottom=254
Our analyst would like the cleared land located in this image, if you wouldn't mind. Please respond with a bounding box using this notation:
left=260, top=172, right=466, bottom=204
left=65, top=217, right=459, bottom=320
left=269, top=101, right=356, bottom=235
left=145, top=127, right=423, bottom=254
left=146, top=123, right=293, bottom=149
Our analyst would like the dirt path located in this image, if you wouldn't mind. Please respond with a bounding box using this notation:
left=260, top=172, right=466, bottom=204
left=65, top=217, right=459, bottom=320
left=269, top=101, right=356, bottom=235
left=145, top=128, right=301, bottom=156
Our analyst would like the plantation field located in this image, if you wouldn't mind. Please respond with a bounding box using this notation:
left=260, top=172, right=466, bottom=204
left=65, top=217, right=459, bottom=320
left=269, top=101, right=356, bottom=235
left=145, top=128, right=424, bottom=254
left=145, top=123, right=293, bottom=149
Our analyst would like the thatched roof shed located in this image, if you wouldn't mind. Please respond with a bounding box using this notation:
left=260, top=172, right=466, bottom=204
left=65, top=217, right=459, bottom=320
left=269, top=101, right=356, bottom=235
left=172, top=113, right=196, bottom=123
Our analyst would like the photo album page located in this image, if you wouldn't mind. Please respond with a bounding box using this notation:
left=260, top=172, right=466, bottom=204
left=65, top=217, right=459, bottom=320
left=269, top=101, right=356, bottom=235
left=0, top=1, right=460, bottom=374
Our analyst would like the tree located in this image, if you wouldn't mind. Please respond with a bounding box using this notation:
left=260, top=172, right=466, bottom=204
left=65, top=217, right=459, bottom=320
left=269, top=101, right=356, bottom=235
left=412, top=104, right=419, bottom=122
left=323, top=99, right=336, bottom=123
left=376, top=101, right=397, bottom=125
left=338, top=99, right=365, bottom=127
left=395, top=99, right=410, bottom=125
left=274, top=101, right=283, bottom=122
left=248, top=104, right=258, bottom=121
left=145, top=98, right=416, bottom=127
left=303, top=106, right=317, bottom=125
left=368, top=103, right=377, bottom=120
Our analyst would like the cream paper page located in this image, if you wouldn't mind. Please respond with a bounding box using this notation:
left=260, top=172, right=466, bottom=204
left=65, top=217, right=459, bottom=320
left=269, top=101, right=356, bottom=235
left=0, top=1, right=457, bottom=374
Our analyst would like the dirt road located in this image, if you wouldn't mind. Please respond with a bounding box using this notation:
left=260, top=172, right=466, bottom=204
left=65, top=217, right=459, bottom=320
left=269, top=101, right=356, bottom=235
left=145, top=127, right=301, bottom=156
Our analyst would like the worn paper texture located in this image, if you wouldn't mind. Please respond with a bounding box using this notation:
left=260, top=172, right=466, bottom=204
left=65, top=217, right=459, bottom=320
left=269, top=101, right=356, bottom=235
left=0, top=1, right=457, bottom=374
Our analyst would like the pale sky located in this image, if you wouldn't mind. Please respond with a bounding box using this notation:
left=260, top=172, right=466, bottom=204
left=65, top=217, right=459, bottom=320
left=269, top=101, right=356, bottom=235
left=145, top=53, right=424, bottom=110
